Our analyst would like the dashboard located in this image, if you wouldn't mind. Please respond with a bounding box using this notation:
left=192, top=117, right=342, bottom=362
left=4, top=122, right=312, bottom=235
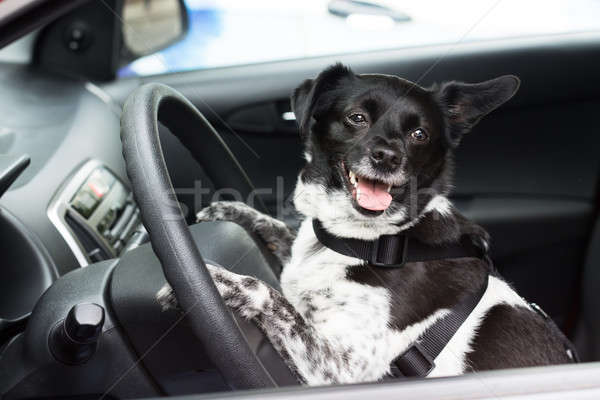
left=47, top=159, right=146, bottom=267
left=0, top=62, right=131, bottom=274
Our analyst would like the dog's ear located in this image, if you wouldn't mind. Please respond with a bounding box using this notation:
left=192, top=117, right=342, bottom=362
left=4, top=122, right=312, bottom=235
left=291, top=63, right=354, bottom=139
left=435, top=75, right=520, bottom=147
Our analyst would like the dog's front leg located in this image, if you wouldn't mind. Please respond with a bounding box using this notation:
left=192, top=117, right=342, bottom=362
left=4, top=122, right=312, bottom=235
left=206, top=264, right=364, bottom=386
left=196, top=201, right=295, bottom=264
left=158, top=265, right=358, bottom=386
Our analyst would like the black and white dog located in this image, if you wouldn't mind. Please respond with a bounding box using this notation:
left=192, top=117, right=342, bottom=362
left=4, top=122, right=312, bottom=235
left=158, top=64, right=574, bottom=385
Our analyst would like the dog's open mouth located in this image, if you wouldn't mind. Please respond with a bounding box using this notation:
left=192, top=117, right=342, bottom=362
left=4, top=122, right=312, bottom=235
left=342, top=163, right=393, bottom=213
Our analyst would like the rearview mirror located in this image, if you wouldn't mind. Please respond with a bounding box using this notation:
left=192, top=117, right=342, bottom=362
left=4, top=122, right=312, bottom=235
left=121, top=0, right=188, bottom=59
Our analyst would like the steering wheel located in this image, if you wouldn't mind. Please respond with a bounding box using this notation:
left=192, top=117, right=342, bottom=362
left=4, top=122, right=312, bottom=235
left=120, top=83, right=276, bottom=389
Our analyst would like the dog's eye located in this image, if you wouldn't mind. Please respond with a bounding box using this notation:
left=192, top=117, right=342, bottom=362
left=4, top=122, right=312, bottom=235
left=347, top=113, right=367, bottom=125
left=410, top=128, right=429, bottom=143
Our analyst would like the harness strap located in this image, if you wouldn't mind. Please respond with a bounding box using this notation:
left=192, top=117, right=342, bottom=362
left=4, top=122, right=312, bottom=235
left=312, top=218, right=491, bottom=378
left=391, top=275, right=489, bottom=377
left=311, top=219, right=579, bottom=377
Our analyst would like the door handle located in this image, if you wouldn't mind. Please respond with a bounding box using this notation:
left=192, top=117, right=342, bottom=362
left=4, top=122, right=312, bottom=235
left=226, top=100, right=298, bottom=135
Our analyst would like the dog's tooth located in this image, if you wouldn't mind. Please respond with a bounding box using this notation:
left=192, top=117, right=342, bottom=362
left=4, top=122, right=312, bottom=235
left=349, top=170, right=357, bottom=185
left=386, top=185, right=392, bottom=192
left=356, top=187, right=361, bottom=200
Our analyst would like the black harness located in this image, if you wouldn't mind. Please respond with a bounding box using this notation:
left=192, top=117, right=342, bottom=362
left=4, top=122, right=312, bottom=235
left=312, top=219, right=486, bottom=269
left=312, top=219, right=578, bottom=378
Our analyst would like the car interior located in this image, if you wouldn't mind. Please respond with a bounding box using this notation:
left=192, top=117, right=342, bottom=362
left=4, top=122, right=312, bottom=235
left=0, top=0, right=599, bottom=399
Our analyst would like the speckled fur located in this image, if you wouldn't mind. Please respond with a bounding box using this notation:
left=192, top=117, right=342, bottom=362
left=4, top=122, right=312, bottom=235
left=157, top=64, right=574, bottom=385
left=196, top=201, right=295, bottom=264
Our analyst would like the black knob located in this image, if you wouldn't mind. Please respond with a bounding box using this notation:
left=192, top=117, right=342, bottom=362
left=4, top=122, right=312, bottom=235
left=50, top=303, right=105, bottom=365
left=64, top=303, right=105, bottom=343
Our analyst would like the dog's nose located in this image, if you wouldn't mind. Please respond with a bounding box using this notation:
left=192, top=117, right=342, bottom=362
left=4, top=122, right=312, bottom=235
left=370, top=146, right=401, bottom=170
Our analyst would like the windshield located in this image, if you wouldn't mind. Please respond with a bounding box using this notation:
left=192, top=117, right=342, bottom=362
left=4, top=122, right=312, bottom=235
left=120, top=0, right=600, bottom=77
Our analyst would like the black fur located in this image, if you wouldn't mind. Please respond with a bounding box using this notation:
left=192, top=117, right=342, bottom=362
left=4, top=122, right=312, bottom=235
left=292, top=63, right=573, bottom=372
left=466, top=304, right=572, bottom=369
left=159, top=64, right=571, bottom=383
left=434, top=76, right=520, bottom=147
left=346, top=209, right=490, bottom=330
left=291, top=64, right=519, bottom=219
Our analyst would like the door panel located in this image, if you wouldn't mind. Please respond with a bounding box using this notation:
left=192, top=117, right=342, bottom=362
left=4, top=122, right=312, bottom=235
left=118, top=32, right=600, bottom=329
left=455, top=197, right=592, bottom=327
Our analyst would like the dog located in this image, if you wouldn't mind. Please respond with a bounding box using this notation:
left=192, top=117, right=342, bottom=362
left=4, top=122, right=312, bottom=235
left=158, top=64, right=575, bottom=385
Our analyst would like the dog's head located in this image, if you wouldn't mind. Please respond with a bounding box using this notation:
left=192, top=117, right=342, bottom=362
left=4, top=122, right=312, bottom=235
left=291, top=64, right=519, bottom=239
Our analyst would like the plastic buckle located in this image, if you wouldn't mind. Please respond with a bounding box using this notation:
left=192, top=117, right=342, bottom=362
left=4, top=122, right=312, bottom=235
left=395, top=342, right=436, bottom=377
left=471, top=235, right=490, bottom=258
left=370, top=235, right=408, bottom=267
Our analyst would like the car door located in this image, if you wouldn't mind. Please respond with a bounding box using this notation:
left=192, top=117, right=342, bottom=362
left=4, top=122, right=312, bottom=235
left=104, top=1, right=600, bottom=335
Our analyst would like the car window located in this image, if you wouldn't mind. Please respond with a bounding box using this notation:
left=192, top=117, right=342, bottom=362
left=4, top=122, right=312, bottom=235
left=118, top=0, right=600, bottom=77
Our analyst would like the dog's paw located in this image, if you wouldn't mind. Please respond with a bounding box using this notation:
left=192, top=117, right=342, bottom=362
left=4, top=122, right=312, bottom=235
left=196, top=201, right=252, bottom=223
left=156, top=283, right=179, bottom=311
left=207, top=264, right=271, bottom=320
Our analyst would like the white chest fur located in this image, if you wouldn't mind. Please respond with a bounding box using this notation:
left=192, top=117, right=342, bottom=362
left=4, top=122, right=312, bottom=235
left=279, top=219, right=530, bottom=382
left=281, top=219, right=391, bottom=337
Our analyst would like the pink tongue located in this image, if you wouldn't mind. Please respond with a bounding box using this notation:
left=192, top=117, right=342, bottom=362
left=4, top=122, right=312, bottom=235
left=355, top=178, right=392, bottom=211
